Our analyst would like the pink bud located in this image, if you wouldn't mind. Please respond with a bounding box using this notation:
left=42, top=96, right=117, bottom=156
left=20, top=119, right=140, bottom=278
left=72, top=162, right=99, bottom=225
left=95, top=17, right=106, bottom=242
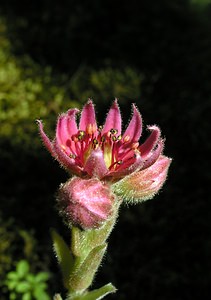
left=58, top=177, right=115, bottom=229
left=113, top=155, right=172, bottom=203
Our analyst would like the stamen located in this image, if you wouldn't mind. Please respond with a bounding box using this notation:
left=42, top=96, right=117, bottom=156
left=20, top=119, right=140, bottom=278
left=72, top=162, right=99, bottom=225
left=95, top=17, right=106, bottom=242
left=93, top=139, right=98, bottom=145
left=70, top=154, right=76, bottom=159
left=78, top=130, right=85, bottom=138
left=92, top=138, right=98, bottom=149
left=110, top=128, right=118, bottom=135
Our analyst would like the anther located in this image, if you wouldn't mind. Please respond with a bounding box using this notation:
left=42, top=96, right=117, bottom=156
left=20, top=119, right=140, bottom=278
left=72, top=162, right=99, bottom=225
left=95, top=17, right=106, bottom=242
left=78, top=130, right=85, bottom=137
left=110, top=128, right=118, bottom=135
left=93, top=139, right=98, bottom=145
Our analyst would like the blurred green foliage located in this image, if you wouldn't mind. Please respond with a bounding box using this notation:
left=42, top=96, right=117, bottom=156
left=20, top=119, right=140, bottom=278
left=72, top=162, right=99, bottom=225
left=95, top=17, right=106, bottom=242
left=68, top=65, right=142, bottom=105
left=0, top=214, right=44, bottom=298
left=0, top=17, right=79, bottom=145
left=0, top=217, right=14, bottom=282
left=5, top=260, right=50, bottom=300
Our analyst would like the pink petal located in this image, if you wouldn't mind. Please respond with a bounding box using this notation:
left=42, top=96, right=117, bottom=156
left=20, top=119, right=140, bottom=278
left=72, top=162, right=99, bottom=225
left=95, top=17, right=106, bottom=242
left=56, top=109, right=79, bottom=149
left=139, top=125, right=161, bottom=158
left=104, top=153, right=143, bottom=180
left=101, top=99, right=122, bottom=135
left=56, top=114, right=70, bottom=146
left=141, top=140, right=164, bottom=170
left=67, top=108, right=79, bottom=136
left=37, top=120, right=55, bottom=155
left=79, top=99, right=97, bottom=131
left=84, top=149, right=108, bottom=178
left=123, top=104, right=142, bottom=142
left=53, top=140, right=83, bottom=176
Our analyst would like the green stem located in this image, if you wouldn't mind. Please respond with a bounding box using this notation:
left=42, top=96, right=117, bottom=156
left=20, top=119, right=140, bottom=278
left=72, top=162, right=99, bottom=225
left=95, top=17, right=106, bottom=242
left=52, top=201, right=120, bottom=300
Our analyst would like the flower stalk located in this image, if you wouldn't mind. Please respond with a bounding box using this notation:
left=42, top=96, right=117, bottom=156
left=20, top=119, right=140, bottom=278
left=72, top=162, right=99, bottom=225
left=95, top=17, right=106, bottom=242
left=51, top=201, right=119, bottom=300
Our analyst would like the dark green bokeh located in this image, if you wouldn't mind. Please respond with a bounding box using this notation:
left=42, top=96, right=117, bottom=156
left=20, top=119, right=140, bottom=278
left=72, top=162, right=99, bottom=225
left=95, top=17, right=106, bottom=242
left=0, top=1, right=210, bottom=299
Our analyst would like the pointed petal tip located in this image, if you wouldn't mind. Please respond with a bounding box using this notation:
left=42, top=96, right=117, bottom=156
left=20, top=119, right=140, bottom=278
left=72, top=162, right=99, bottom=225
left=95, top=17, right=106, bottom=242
left=114, top=98, right=119, bottom=105
left=37, top=119, right=55, bottom=155
left=87, top=98, right=94, bottom=105
left=79, top=99, right=97, bottom=130
left=102, top=98, right=122, bottom=135
left=147, top=124, right=161, bottom=132
left=132, top=102, right=140, bottom=112
left=123, top=103, right=142, bottom=142
left=36, top=119, right=43, bottom=128
left=159, top=155, right=172, bottom=167
left=67, top=108, right=80, bottom=116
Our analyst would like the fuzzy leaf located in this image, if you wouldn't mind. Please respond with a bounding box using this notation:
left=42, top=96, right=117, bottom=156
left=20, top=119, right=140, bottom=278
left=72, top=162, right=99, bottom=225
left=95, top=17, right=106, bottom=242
left=71, top=226, right=82, bottom=257
left=69, top=243, right=107, bottom=292
left=51, top=229, right=74, bottom=289
left=67, top=283, right=116, bottom=300
left=82, top=283, right=116, bottom=300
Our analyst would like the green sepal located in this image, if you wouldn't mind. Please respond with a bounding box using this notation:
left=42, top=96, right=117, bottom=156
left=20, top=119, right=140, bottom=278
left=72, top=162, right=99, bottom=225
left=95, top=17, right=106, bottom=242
left=69, top=243, right=107, bottom=292
left=51, top=229, right=74, bottom=289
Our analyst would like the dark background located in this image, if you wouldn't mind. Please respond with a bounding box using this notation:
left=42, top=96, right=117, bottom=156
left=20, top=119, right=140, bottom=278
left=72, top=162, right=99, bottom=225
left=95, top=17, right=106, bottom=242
left=0, top=0, right=210, bottom=299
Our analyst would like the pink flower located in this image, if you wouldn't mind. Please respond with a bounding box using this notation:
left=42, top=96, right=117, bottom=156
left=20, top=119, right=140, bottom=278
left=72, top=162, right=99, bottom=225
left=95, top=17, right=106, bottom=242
left=38, top=99, right=166, bottom=182
left=38, top=99, right=171, bottom=228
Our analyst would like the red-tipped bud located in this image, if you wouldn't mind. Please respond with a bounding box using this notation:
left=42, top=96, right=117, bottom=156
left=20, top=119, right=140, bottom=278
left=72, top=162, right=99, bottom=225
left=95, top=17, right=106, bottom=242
left=58, top=177, right=115, bottom=229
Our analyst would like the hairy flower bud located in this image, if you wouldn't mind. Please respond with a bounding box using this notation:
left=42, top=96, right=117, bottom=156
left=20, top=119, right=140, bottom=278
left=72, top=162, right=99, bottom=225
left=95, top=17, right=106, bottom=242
left=58, top=177, right=115, bottom=229
left=113, top=156, right=171, bottom=203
